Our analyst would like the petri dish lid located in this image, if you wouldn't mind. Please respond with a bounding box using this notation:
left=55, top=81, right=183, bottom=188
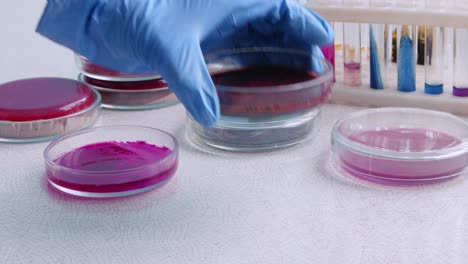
left=75, top=55, right=161, bottom=82
left=0, top=78, right=95, bottom=122
left=81, top=75, right=169, bottom=91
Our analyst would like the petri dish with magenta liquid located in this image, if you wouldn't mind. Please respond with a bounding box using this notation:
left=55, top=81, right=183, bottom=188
left=79, top=74, right=178, bottom=110
left=332, top=108, right=468, bottom=186
left=75, top=55, right=161, bottom=82
left=44, top=126, right=178, bottom=198
left=187, top=47, right=333, bottom=151
left=0, top=77, right=100, bottom=143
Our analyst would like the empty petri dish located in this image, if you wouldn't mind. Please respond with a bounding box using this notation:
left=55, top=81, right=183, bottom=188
left=75, top=55, right=161, bottom=81
left=187, top=47, right=333, bottom=151
left=80, top=74, right=178, bottom=110
left=332, top=107, right=468, bottom=185
left=0, top=77, right=101, bottom=143
left=44, top=126, right=178, bottom=198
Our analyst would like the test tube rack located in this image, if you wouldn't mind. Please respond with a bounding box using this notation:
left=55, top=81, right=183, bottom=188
left=305, top=0, right=468, bottom=116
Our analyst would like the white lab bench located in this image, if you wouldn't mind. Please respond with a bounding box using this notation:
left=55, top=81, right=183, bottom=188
left=1, top=2, right=468, bottom=264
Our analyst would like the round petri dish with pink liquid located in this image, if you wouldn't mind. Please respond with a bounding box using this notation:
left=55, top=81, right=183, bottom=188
left=75, top=55, right=161, bottom=81
left=44, top=126, right=178, bottom=198
left=79, top=74, right=178, bottom=110
left=0, top=77, right=101, bottom=143
left=187, top=47, right=333, bottom=152
left=332, top=108, right=468, bottom=186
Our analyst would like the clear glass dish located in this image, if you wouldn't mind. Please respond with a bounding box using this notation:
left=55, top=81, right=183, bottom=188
left=187, top=108, right=321, bottom=152
left=0, top=78, right=101, bottom=143
left=332, top=107, right=468, bottom=186
left=80, top=74, right=178, bottom=110
left=75, top=55, right=161, bottom=81
left=44, top=126, right=178, bottom=198
left=186, top=47, right=333, bottom=152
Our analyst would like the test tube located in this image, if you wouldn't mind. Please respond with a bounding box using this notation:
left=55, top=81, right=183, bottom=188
left=424, top=26, right=444, bottom=95
left=334, top=22, right=343, bottom=52
left=397, top=25, right=417, bottom=92
left=453, top=28, right=468, bottom=97
left=417, top=26, right=426, bottom=65
left=369, top=24, right=388, bottom=89
left=343, top=23, right=362, bottom=86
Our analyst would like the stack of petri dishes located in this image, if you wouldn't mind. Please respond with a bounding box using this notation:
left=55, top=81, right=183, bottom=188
left=75, top=56, right=178, bottom=110
left=187, top=47, right=334, bottom=152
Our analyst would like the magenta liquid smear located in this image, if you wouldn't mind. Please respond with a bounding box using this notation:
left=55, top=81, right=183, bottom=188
left=337, top=128, right=466, bottom=183
left=47, top=141, right=177, bottom=193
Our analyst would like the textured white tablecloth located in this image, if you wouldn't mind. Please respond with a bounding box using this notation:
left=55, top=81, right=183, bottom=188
left=2, top=2, right=468, bottom=264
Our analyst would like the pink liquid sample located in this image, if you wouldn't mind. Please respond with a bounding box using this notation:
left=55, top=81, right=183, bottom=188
left=0, top=78, right=94, bottom=121
left=211, top=65, right=330, bottom=116
left=337, top=128, right=467, bottom=183
left=47, top=141, right=177, bottom=193
left=343, top=62, right=362, bottom=86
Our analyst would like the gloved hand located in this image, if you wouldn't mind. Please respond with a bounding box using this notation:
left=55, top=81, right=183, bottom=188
left=37, top=0, right=333, bottom=127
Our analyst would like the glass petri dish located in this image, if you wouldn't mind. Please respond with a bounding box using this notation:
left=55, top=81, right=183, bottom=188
left=80, top=74, right=178, bottom=110
left=332, top=107, right=468, bottom=185
left=75, top=55, right=161, bottom=81
left=0, top=78, right=101, bottom=143
left=44, top=126, right=178, bottom=198
left=187, top=108, right=321, bottom=152
left=187, top=47, right=333, bottom=152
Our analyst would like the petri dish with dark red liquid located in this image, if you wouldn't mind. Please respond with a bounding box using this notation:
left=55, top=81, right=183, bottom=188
left=0, top=77, right=101, bottom=143
left=332, top=108, right=468, bottom=186
left=187, top=48, right=333, bottom=152
left=75, top=55, right=161, bottom=81
left=80, top=74, right=178, bottom=110
left=44, top=126, right=178, bottom=198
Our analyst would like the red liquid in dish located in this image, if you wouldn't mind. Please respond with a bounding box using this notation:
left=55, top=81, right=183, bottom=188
left=47, top=141, right=177, bottom=193
left=0, top=78, right=95, bottom=122
left=211, top=66, right=330, bottom=116
left=337, top=128, right=467, bottom=184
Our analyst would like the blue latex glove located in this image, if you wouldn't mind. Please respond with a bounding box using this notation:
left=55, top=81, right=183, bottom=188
left=37, top=0, right=333, bottom=127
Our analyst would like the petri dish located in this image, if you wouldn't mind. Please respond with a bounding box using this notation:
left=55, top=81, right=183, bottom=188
left=332, top=107, right=468, bottom=185
left=44, top=126, right=178, bottom=198
left=80, top=74, right=178, bottom=110
left=75, top=55, right=161, bottom=81
left=187, top=108, right=321, bottom=152
left=0, top=78, right=101, bottom=143
left=187, top=47, right=333, bottom=152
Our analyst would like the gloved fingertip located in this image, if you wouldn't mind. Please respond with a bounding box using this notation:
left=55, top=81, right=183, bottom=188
left=189, top=94, right=220, bottom=127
